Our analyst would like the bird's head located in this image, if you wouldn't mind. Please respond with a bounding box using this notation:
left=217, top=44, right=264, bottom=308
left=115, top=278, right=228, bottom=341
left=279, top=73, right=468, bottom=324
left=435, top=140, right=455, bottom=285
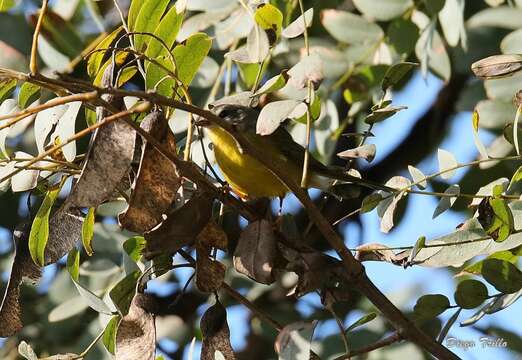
left=196, top=104, right=258, bottom=133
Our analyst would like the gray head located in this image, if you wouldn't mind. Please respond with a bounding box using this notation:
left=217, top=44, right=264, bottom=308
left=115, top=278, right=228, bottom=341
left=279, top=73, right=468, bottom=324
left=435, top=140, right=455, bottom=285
left=205, top=103, right=259, bottom=133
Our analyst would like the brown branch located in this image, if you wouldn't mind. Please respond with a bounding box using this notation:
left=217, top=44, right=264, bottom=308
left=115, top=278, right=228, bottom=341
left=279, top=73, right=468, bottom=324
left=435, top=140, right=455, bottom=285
left=0, top=99, right=150, bottom=185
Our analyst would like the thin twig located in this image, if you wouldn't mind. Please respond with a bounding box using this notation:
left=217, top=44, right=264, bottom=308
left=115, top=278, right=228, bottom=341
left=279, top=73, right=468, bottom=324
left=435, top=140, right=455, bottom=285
left=0, top=102, right=151, bottom=185
left=30, top=0, right=49, bottom=75
left=333, top=332, right=402, bottom=360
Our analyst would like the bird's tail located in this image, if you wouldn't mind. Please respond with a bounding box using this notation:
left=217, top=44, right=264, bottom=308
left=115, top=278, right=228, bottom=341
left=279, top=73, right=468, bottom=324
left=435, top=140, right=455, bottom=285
left=311, top=167, right=394, bottom=193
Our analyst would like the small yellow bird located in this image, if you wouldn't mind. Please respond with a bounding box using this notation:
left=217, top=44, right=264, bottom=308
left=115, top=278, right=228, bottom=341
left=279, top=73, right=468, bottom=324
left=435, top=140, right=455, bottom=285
left=199, top=103, right=386, bottom=199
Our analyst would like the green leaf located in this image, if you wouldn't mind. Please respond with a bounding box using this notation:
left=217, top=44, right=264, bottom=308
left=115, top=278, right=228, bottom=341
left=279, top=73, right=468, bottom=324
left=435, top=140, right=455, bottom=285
left=0, top=79, right=16, bottom=103
left=501, top=29, right=522, bottom=54
left=454, top=280, right=489, bottom=309
left=413, top=294, right=450, bottom=320
left=408, top=165, right=427, bottom=189
left=127, top=0, right=144, bottom=30
left=67, top=248, right=113, bottom=314
left=110, top=271, right=141, bottom=316
left=345, top=312, right=377, bottom=332
left=437, top=149, right=458, bottom=179
left=254, top=72, right=288, bottom=96
left=254, top=3, right=283, bottom=42
left=38, top=11, right=84, bottom=58
left=408, top=235, right=426, bottom=263
left=353, top=0, right=413, bottom=21
left=414, top=18, right=451, bottom=81
left=382, top=62, right=418, bottom=91
left=0, top=0, right=16, bottom=13
left=144, top=4, right=183, bottom=60
left=93, top=52, right=130, bottom=87
left=29, top=185, right=61, bottom=266
left=293, top=95, right=321, bottom=124
left=18, top=82, right=40, bottom=109
left=508, top=165, right=522, bottom=191
left=439, top=0, right=466, bottom=48
left=321, top=9, right=384, bottom=44
left=82, top=207, right=95, bottom=256
left=482, top=258, right=522, bottom=294
left=387, top=19, right=419, bottom=55
left=432, top=184, right=460, bottom=219
left=87, top=26, right=124, bottom=78
left=173, top=32, right=212, bottom=86
left=462, top=248, right=522, bottom=276
left=361, top=193, right=384, bottom=214
left=478, top=196, right=514, bottom=242
left=132, top=0, right=170, bottom=52
left=467, top=6, right=522, bottom=30
left=66, top=247, right=80, bottom=282
left=475, top=100, right=516, bottom=129
left=123, top=236, right=146, bottom=263
left=103, top=315, right=121, bottom=355
left=424, top=0, right=445, bottom=15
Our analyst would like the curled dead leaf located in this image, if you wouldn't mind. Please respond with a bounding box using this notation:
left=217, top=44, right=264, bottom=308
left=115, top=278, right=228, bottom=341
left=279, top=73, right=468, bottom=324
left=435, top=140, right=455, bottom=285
left=115, top=294, right=157, bottom=360
left=144, top=191, right=214, bottom=259
left=355, top=243, right=408, bottom=265
left=233, top=220, right=280, bottom=285
left=200, top=302, right=236, bottom=360
left=119, top=111, right=181, bottom=233
left=0, top=223, right=41, bottom=337
left=284, top=249, right=348, bottom=300
left=67, top=64, right=136, bottom=208
left=196, top=239, right=226, bottom=293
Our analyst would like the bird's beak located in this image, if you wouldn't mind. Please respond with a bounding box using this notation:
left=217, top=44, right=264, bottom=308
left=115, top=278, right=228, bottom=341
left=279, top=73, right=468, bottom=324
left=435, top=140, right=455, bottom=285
left=194, top=116, right=211, bottom=127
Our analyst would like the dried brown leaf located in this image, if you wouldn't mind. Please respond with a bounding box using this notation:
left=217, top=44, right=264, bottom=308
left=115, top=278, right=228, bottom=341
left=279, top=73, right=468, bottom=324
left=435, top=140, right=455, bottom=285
left=67, top=65, right=136, bottom=208
left=200, top=302, right=236, bottom=360
left=115, top=294, right=157, bottom=360
left=355, top=243, right=408, bottom=265
left=285, top=250, right=346, bottom=299
left=197, top=221, right=228, bottom=250
left=233, top=220, right=279, bottom=285
left=44, top=205, right=84, bottom=265
left=119, top=111, right=181, bottom=233
left=144, top=192, right=214, bottom=259
left=0, top=224, right=41, bottom=337
left=195, top=241, right=226, bottom=293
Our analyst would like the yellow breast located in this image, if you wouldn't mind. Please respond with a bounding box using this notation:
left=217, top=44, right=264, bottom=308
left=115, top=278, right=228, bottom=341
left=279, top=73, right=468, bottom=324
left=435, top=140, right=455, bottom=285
left=206, top=127, right=290, bottom=198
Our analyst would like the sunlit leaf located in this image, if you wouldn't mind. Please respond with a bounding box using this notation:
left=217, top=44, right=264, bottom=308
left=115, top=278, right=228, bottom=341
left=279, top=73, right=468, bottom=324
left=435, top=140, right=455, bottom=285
left=103, top=315, right=121, bottom=355
left=437, top=149, right=458, bottom=179
left=282, top=8, right=313, bottom=39
left=29, top=185, right=61, bottom=266
left=82, top=207, right=95, bottom=256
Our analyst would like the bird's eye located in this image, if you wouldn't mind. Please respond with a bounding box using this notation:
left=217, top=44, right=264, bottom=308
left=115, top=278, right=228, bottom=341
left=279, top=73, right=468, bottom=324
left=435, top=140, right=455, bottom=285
left=218, top=107, right=240, bottom=120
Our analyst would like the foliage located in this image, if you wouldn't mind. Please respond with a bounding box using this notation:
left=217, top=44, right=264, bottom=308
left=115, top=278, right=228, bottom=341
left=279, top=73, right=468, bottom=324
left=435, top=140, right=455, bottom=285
left=0, top=0, right=522, bottom=359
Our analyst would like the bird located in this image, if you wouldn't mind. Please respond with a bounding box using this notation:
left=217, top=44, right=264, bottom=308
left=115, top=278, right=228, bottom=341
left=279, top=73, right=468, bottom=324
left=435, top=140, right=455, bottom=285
left=197, top=103, right=389, bottom=199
